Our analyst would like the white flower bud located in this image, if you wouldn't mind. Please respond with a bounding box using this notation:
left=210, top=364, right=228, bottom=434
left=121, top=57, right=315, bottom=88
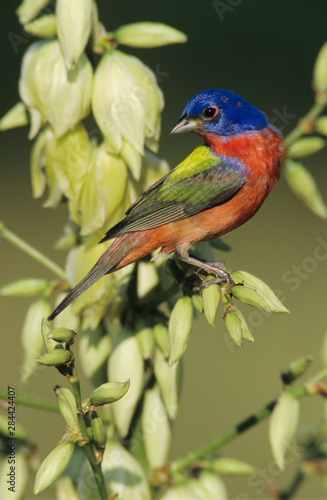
left=16, top=0, right=50, bottom=24
left=141, top=384, right=171, bottom=469
left=269, top=391, right=299, bottom=469
left=114, top=22, right=187, bottom=48
left=108, top=329, right=144, bottom=437
left=34, top=442, right=74, bottom=494
left=154, top=347, right=181, bottom=419
left=24, top=14, right=57, bottom=38
left=77, top=437, right=151, bottom=499
left=77, top=144, right=129, bottom=236
left=19, top=39, right=93, bottom=138
left=168, top=296, right=193, bottom=366
left=21, top=297, right=51, bottom=381
left=0, top=102, right=28, bottom=131
left=78, top=326, right=111, bottom=386
left=92, top=49, right=163, bottom=164
left=56, top=0, right=92, bottom=70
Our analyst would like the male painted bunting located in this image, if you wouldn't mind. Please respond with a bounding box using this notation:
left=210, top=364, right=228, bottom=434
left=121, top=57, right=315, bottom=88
left=49, top=89, right=285, bottom=321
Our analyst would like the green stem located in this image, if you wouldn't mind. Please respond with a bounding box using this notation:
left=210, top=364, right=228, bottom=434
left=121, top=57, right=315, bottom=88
left=0, top=388, right=59, bottom=412
left=279, top=467, right=305, bottom=499
left=0, top=223, right=66, bottom=280
left=170, top=367, right=327, bottom=474
left=284, top=100, right=326, bottom=145
left=170, top=399, right=276, bottom=474
left=69, top=363, right=108, bottom=500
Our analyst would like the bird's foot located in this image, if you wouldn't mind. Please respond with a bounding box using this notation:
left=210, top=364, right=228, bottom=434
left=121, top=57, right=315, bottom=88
left=175, top=245, right=234, bottom=290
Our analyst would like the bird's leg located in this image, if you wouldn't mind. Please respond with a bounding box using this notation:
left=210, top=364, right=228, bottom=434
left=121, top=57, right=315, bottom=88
left=175, top=244, right=234, bottom=287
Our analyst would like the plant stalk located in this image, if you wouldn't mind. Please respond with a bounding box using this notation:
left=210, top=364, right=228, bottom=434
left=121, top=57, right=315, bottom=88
left=69, top=362, right=108, bottom=500
left=0, top=222, right=66, bottom=280
left=170, top=367, right=327, bottom=474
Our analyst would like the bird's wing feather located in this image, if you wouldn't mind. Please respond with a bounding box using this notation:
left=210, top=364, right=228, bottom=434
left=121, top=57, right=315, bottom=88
left=101, top=145, right=247, bottom=241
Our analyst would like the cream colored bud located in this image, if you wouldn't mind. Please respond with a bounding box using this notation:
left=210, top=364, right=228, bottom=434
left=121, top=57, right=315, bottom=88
left=108, top=329, right=144, bottom=437
left=168, top=296, right=193, bottom=366
left=54, top=476, right=79, bottom=500
left=201, top=280, right=220, bottom=327
left=269, top=391, right=299, bottom=469
left=231, top=284, right=270, bottom=312
left=48, top=327, right=76, bottom=343
left=19, top=39, right=93, bottom=138
left=24, top=14, right=57, bottom=38
left=210, top=457, right=255, bottom=475
left=92, top=49, right=163, bottom=157
left=231, top=271, right=288, bottom=314
left=115, top=22, right=187, bottom=48
left=102, top=438, right=151, bottom=499
left=192, top=293, right=203, bottom=313
left=233, top=304, right=254, bottom=342
left=223, top=301, right=242, bottom=346
left=56, top=0, right=92, bottom=70
left=77, top=437, right=151, bottom=498
left=77, top=144, right=128, bottom=236
left=78, top=326, right=111, bottom=386
left=136, top=323, right=155, bottom=360
left=137, top=261, right=159, bottom=299
left=288, top=137, right=325, bottom=158
left=21, top=296, right=51, bottom=381
left=141, top=384, right=171, bottom=469
left=153, top=323, right=170, bottom=358
left=44, top=124, right=92, bottom=211
left=36, top=347, right=71, bottom=366
left=198, top=471, right=227, bottom=500
left=1, top=278, right=50, bottom=296
left=159, top=480, right=208, bottom=499
left=91, top=412, right=106, bottom=450
left=0, top=449, right=29, bottom=500
left=0, top=102, right=28, bottom=131
left=41, top=317, right=57, bottom=353
left=16, top=0, right=50, bottom=24
left=284, top=159, right=327, bottom=219
left=154, top=347, right=182, bottom=419
left=54, top=386, right=80, bottom=433
left=314, top=42, right=327, bottom=101
left=34, top=442, right=74, bottom=494
left=89, top=380, right=130, bottom=406
left=315, top=116, right=327, bottom=136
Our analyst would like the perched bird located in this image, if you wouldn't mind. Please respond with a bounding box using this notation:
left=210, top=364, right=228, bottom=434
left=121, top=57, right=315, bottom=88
left=48, top=89, right=285, bottom=321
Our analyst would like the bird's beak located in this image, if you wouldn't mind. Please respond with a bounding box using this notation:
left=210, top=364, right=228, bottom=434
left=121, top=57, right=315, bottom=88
left=171, top=114, right=200, bottom=134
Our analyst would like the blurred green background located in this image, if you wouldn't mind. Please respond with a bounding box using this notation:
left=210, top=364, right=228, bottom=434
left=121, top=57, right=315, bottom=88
left=1, top=1, right=327, bottom=498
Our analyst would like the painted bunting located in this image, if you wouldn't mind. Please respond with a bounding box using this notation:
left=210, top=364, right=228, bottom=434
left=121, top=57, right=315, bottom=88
left=49, top=89, right=285, bottom=321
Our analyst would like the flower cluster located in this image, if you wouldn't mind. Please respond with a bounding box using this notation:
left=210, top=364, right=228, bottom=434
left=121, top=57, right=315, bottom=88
left=1, top=0, right=186, bottom=330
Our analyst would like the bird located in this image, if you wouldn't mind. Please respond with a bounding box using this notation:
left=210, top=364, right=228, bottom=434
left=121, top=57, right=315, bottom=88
left=48, top=89, right=285, bottom=321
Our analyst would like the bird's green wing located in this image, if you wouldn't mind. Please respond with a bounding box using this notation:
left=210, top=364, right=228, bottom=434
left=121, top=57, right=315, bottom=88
left=102, top=145, right=247, bottom=241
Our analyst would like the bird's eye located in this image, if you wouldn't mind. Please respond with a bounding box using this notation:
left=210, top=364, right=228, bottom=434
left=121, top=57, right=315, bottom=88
left=203, top=106, right=218, bottom=119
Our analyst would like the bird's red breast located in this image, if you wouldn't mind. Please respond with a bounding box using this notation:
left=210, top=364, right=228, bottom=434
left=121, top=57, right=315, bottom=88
left=113, top=127, right=286, bottom=267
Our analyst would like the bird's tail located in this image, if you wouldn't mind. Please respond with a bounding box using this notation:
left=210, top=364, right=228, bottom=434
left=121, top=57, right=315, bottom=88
left=48, top=233, right=146, bottom=322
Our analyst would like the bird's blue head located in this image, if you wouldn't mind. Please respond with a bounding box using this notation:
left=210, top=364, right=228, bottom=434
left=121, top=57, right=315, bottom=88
left=171, top=89, right=268, bottom=137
